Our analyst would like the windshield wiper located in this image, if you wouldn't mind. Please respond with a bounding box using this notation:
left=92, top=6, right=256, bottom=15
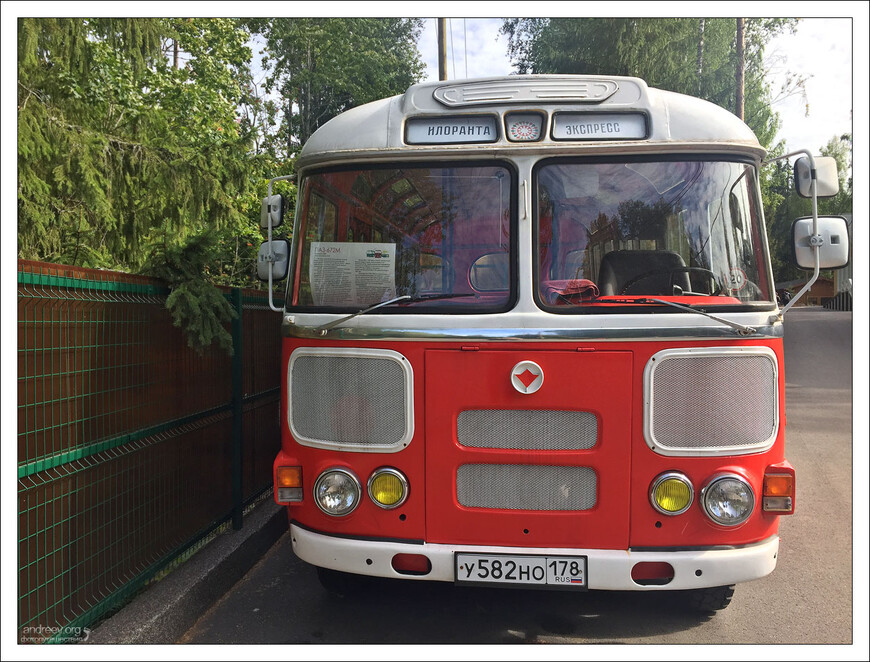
left=581, top=297, right=755, bottom=335
left=644, top=298, right=756, bottom=336
left=316, top=293, right=477, bottom=334
left=316, top=295, right=410, bottom=334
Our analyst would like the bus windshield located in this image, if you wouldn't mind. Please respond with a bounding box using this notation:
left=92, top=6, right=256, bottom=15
left=290, top=164, right=515, bottom=312
left=536, top=159, right=773, bottom=308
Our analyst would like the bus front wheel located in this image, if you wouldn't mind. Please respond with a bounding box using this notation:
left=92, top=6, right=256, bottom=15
left=684, top=584, right=735, bottom=613
left=316, top=566, right=370, bottom=596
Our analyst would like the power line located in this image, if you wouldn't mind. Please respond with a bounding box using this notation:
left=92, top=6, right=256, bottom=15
left=449, top=18, right=456, bottom=80
left=464, top=19, right=468, bottom=78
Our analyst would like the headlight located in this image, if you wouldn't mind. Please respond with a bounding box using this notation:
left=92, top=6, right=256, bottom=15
left=313, top=468, right=361, bottom=516
left=649, top=472, right=694, bottom=515
left=368, top=468, right=409, bottom=509
left=700, top=474, right=755, bottom=526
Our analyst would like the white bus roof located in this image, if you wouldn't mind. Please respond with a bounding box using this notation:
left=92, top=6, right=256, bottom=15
left=298, top=75, right=764, bottom=168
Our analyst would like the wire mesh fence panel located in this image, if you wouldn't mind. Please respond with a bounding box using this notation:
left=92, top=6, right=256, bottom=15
left=17, top=261, right=282, bottom=643
left=240, top=294, right=283, bottom=503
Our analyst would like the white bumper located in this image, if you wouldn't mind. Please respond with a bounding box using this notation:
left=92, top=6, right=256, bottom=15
left=290, top=524, right=779, bottom=591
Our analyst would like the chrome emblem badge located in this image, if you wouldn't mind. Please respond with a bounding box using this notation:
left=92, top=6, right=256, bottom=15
left=511, top=361, right=544, bottom=394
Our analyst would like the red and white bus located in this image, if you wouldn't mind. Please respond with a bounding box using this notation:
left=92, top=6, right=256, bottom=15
left=258, top=75, right=848, bottom=611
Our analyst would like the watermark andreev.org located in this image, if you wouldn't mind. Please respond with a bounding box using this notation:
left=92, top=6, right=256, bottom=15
left=19, top=624, right=91, bottom=644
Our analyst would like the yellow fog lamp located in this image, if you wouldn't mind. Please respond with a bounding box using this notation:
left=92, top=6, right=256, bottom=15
left=367, top=468, right=409, bottom=509
left=649, top=472, right=694, bottom=515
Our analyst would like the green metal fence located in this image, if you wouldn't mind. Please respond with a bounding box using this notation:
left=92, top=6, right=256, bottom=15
left=17, top=260, right=283, bottom=644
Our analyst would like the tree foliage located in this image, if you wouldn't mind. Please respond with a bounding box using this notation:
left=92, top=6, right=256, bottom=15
left=500, top=18, right=851, bottom=285
left=18, top=18, right=255, bottom=271
left=17, top=17, right=426, bottom=352
left=144, top=229, right=238, bottom=355
left=500, top=18, right=798, bottom=150
left=764, top=133, right=853, bottom=283
left=248, top=18, right=426, bottom=160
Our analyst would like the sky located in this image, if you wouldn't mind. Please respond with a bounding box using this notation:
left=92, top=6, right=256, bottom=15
left=415, top=16, right=860, bottom=156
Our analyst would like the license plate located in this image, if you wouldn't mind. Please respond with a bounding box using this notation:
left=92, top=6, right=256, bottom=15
left=455, top=553, right=587, bottom=589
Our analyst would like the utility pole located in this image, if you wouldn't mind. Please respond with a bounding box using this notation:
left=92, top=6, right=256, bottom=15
left=696, top=18, right=705, bottom=96
left=437, top=18, right=448, bottom=81
left=735, top=18, right=745, bottom=120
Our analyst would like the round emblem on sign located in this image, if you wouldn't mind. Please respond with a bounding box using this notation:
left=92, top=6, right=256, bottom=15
left=511, top=361, right=544, bottom=394
left=727, top=268, right=747, bottom=292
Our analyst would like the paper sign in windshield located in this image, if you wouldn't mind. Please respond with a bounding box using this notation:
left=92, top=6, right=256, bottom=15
left=310, top=242, right=397, bottom=306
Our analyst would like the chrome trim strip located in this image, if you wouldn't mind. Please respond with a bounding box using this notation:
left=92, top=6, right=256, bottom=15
left=282, top=322, right=783, bottom=341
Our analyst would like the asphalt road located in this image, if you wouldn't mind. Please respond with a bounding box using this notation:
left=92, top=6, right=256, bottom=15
left=180, top=307, right=855, bottom=646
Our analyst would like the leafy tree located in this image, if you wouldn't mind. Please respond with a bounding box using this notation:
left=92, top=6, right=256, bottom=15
left=499, top=18, right=846, bottom=286
left=763, top=133, right=853, bottom=283
left=18, top=17, right=267, bottom=352
left=144, top=229, right=238, bottom=355
left=18, top=17, right=255, bottom=271
left=248, top=18, right=426, bottom=160
left=500, top=18, right=797, bottom=150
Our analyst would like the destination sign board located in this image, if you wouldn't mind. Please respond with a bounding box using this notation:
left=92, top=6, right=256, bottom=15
left=552, top=113, right=647, bottom=141
left=406, top=116, right=498, bottom=144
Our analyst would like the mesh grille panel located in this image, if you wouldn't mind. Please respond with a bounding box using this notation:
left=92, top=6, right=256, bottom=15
left=650, top=354, right=777, bottom=451
left=290, top=354, right=407, bottom=447
left=457, top=464, right=597, bottom=511
left=457, top=410, right=597, bottom=450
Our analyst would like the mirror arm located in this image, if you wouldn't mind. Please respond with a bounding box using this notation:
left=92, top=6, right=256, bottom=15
left=266, top=175, right=294, bottom=312
left=763, top=150, right=821, bottom=320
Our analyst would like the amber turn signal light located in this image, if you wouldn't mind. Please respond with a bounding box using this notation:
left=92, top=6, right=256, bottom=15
left=763, top=473, right=793, bottom=497
left=762, top=469, right=794, bottom=514
left=276, top=466, right=303, bottom=488
left=276, top=466, right=304, bottom=503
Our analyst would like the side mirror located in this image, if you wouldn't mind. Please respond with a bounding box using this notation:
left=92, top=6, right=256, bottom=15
left=794, top=156, right=839, bottom=198
left=257, top=240, right=291, bottom=281
left=791, top=216, right=850, bottom=269
left=260, top=195, right=284, bottom=229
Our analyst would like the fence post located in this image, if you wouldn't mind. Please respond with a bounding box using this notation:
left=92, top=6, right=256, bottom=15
left=231, top=288, right=244, bottom=530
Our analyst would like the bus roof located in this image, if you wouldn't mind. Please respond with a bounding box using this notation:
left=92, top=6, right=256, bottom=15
left=298, top=75, right=764, bottom=167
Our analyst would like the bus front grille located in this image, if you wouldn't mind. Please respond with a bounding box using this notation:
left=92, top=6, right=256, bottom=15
left=456, top=464, right=597, bottom=511
left=457, top=409, right=597, bottom=450
left=288, top=348, right=413, bottom=452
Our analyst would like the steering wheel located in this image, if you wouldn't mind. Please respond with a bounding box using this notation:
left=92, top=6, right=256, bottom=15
left=619, top=267, right=722, bottom=296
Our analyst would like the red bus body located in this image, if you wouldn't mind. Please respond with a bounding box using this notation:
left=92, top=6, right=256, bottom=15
left=262, top=75, right=814, bottom=607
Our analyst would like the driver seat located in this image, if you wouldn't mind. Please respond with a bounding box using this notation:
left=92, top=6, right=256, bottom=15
left=597, top=250, right=691, bottom=296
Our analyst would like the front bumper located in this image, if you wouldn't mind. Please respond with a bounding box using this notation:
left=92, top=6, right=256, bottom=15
left=290, top=523, right=779, bottom=590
